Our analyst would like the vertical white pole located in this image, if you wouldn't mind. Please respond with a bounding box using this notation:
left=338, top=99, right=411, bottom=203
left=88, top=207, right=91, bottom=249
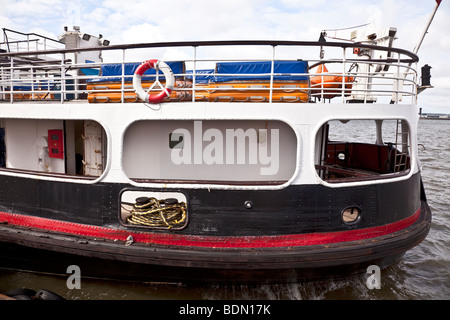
left=61, top=53, right=65, bottom=103
left=192, top=46, right=197, bottom=103
left=342, top=47, right=346, bottom=103
left=269, top=45, right=275, bottom=103
left=10, top=57, right=13, bottom=103
left=413, top=1, right=441, bottom=54
left=121, top=49, right=125, bottom=103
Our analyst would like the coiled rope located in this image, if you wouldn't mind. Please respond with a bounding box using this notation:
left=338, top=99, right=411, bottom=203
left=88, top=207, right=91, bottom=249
left=125, top=197, right=187, bottom=229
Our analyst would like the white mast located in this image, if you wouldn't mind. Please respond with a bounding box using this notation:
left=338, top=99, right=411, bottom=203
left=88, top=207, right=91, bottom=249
left=413, top=0, right=442, bottom=54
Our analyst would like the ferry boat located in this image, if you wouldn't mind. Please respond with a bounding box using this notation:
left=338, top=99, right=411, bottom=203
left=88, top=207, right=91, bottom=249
left=0, top=21, right=433, bottom=283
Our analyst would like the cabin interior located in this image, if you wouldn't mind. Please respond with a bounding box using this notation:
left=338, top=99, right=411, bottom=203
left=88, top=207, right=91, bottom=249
left=0, top=119, right=106, bottom=177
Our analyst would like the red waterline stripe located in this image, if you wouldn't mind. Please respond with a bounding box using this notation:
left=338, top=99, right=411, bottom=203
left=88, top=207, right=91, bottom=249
left=0, top=208, right=421, bottom=248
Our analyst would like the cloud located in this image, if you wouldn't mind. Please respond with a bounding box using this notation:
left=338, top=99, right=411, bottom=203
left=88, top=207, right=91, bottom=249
left=1, top=0, right=448, bottom=112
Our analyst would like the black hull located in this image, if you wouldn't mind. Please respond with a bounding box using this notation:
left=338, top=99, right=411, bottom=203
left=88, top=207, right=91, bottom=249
left=0, top=172, right=423, bottom=235
left=0, top=201, right=431, bottom=283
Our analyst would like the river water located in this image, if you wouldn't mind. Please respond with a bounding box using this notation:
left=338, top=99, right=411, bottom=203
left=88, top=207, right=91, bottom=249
left=0, top=119, right=448, bottom=300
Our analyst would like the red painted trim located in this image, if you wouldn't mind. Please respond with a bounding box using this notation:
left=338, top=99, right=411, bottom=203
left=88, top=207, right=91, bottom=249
left=0, top=208, right=421, bottom=248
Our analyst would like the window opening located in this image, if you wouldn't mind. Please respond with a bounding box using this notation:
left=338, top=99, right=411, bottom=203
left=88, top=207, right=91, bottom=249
left=316, top=119, right=411, bottom=183
left=0, top=119, right=106, bottom=178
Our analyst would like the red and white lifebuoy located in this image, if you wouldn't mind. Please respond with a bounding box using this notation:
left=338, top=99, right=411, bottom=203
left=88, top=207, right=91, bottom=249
left=133, top=59, right=175, bottom=104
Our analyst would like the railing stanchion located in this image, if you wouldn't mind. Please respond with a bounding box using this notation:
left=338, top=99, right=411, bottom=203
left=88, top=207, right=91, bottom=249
left=192, top=46, right=197, bottom=103
left=10, top=57, right=13, bottom=103
left=121, top=49, right=125, bottom=103
left=269, top=45, right=276, bottom=103
left=61, top=53, right=65, bottom=103
left=31, top=66, right=35, bottom=100
left=342, top=47, right=346, bottom=103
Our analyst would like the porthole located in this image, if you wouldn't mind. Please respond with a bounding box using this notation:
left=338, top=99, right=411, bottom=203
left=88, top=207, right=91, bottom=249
left=342, top=206, right=361, bottom=225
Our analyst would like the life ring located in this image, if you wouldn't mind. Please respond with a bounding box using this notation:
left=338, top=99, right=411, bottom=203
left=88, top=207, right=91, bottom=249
left=133, top=59, right=175, bottom=103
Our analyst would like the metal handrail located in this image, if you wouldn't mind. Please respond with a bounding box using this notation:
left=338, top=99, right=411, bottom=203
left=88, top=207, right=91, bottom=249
left=0, top=40, right=419, bottom=104
left=0, top=39, right=419, bottom=61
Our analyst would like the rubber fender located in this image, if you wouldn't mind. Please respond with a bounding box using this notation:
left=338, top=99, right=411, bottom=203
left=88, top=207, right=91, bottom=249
left=5, top=288, right=36, bottom=300
left=33, top=289, right=65, bottom=300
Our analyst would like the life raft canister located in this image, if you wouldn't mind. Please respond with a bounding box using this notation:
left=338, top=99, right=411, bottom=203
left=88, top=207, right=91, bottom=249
left=133, top=59, right=175, bottom=103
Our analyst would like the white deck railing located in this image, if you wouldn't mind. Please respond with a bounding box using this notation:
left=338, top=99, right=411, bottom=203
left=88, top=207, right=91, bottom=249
left=0, top=40, right=419, bottom=105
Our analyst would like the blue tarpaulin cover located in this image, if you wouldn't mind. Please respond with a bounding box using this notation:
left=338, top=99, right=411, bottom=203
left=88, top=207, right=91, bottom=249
left=81, top=68, right=100, bottom=76
left=87, top=61, right=185, bottom=83
left=214, top=61, right=308, bottom=82
left=87, top=61, right=308, bottom=84
left=185, top=69, right=215, bottom=84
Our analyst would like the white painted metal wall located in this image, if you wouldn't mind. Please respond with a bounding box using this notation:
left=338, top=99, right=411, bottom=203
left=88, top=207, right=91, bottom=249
left=0, top=101, right=421, bottom=192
